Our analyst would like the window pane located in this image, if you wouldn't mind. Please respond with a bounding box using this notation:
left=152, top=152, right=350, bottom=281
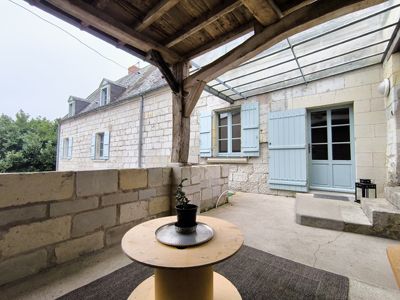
left=332, top=108, right=349, bottom=125
left=219, top=140, right=228, bottom=153
left=232, top=124, right=241, bottom=138
left=311, top=111, right=327, bottom=127
left=219, top=126, right=228, bottom=139
left=232, top=111, right=241, bottom=124
left=311, top=127, right=327, bottom=143
left=333, top=144, right=351, bottom=160
left=232, top=139, right=241, bottom=152
left=332, top=125, right=350, bottom=142
left=312, top=144, right=328, bottom=160
left=219, top=113, right=228, bottom=126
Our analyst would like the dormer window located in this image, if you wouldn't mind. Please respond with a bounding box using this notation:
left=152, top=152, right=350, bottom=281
left=100, top=86, right=109, bottom=106
left=68, top=101, right=75, bottom=117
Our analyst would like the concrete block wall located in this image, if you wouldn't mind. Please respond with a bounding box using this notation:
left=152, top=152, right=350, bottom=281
left=58, top=87, right=173, bottom=171
left=0, top=168, right=171, bottom=286
left=191, top=65, right=387, bottom=196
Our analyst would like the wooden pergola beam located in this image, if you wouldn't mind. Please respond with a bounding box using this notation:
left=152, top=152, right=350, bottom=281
left=171, top=63, right=190, bottom=163
left=165, top=0, right=242, bottom=48
left=149, top=50, right=180, bottom=94
left=184, top=0, right=384, bottom=87
left=184, top=81, right=207, bottom=118
left=185, top=22, right=254, bottom=60
left=42, top=0, right=181, bottom=64
left=135, top=0, right=181, bottom=32
left=240, top=0, right=279, bottom=26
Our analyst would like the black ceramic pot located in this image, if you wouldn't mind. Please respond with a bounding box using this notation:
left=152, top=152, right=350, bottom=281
left=175, top=204, right=198, bottom=234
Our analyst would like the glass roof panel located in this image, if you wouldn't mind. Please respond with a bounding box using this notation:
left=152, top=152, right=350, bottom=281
left=193, top=0, right=400, bottom=101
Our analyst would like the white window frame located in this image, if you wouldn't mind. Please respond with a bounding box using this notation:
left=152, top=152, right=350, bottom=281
left=217, top=109, right=242, bottom=157
left=100, top=86, right=110, bottom=106
left=62, top=138, right=69, bottom=159
left=96, top=132, right=105, bottom=159
left=68, top=102, right=74, bottom=117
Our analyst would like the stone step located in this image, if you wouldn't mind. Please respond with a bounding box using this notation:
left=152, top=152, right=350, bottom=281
left=360, top=198, right=400, bottom=240
left=295, top=194, right=372, bottom=232
left=385, top=187, right=400, bottom=210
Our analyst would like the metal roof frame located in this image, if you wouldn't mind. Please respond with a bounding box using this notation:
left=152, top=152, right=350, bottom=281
left=203, top=2, right=400, bottom=100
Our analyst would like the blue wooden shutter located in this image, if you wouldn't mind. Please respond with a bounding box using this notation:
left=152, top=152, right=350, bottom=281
left=67, top=137, right=73, bottom=159
left=241, top=103, right=259, bottom=156
left=91, top=134, right=96, bottom=159
left=103, top=131, right=110, bottom=159
left=268, top=108, right=308, bottom=192
left=199, top=111, right=212, bottom=157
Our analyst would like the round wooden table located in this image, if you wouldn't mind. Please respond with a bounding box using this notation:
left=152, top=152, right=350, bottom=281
left=121, top=215, right=244, bottom=300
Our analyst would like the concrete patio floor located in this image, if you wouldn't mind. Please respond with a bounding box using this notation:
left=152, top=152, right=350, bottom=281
left=1, top=192, right=400, bottom=300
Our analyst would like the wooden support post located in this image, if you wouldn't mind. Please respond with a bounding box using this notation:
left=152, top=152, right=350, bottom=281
left=171, top=62, right=190, bottom=164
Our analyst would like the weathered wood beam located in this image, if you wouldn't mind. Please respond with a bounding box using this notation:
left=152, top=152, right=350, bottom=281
left=185, top=22, right=254, bottom=60
left=282, top=0, right=317, bottom=17
left=171, top=63, right=190, bottom=164
left=267, top=0, right=283, bottom=18
left=165, top=0, right=242, bottom=48
left=94, top=0, right=109, bottom=10
left=184, top=81, right=207, bottom=118
left=240, top=0, right=279, bottom=26
left=184, top=0, right=384, bottom=87
left=135, top=0, right=180, bottom=32
left=149, top=50, right=180, bottom=93
left=42, top=0, right=182, bottom=64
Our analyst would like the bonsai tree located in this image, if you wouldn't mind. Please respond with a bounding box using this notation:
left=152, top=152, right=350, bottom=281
left=175, top=178, right=198, bottom=233
left=175, top=178, right=190, bottom=207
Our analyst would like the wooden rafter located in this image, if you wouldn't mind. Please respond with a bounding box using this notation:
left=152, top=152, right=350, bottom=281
left=165, top=0, right=242, bottom=48
left=185, top=22, right=254, bottom=60
left=149, top=50, right=180, bottom=93
left=184, top=81, right=207, bottom=118
left=43, top=0, right=181, bottom=64
left=184, top=0, right=384, bottom=88
left=240, top=0, right=279, bottom=26
left=267, top=0, right=284, bottom=18
left=135, top=0, right=181, bottom=32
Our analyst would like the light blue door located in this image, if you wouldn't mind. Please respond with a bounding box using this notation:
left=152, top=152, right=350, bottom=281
left=268, top=108, right=308, bottom=192
left=309, top=107, right=355, bottom=192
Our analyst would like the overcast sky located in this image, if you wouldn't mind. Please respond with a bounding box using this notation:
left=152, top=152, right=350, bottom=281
left=0, top=0, right=144, bottom=120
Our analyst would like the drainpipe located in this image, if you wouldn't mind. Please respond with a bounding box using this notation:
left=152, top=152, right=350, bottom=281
left=55, top=120, right=61, bottom=171
left=138, top=94, right=144, bottom=168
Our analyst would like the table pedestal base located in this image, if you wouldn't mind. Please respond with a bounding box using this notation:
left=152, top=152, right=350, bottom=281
left=128, top=271, right=241, bottom=300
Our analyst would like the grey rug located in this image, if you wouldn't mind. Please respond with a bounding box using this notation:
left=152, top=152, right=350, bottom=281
left=58, top=246, right=349, bottom=300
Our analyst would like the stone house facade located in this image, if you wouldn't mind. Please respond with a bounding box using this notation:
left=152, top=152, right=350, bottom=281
left=59, top=55, right=400, bottom=198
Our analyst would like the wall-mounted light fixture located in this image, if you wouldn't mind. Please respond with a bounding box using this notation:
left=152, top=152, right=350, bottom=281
left=378, top=78, right=390, bottom=97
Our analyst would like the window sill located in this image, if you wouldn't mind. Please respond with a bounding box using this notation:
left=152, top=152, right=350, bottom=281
left=206, top=157, right=248, bottom=164
left=92, top=158, right=108, bottom=161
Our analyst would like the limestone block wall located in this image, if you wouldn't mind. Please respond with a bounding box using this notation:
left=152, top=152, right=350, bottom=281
left=383, top=53, right=400, bottom=185
left=191, top=65, right=387, bottom=196
left=58, top=87, right=173, bottom=171
left=0, top=165, right=228, bottom=286
left=0, top=168, right=171, bottom=286
left=171, top=165, right=229, bottom=212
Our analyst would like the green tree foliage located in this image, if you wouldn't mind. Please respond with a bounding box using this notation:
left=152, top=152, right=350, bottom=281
left=0, top=111, right=58, bottom=172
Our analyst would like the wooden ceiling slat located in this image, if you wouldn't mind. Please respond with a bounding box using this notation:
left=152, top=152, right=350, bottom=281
left=185, top=22, right=254, bottom=59
left=240, top=0, right=279, bottom=26
left=135, top=0, right=181, bottom=32
left=164, top=0, right=243, bottom=48
left=44, top=0, right=181, bottom=64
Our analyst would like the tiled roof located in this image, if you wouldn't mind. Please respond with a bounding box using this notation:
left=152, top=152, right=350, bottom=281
left=66, top=65, right=168, bottom=118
